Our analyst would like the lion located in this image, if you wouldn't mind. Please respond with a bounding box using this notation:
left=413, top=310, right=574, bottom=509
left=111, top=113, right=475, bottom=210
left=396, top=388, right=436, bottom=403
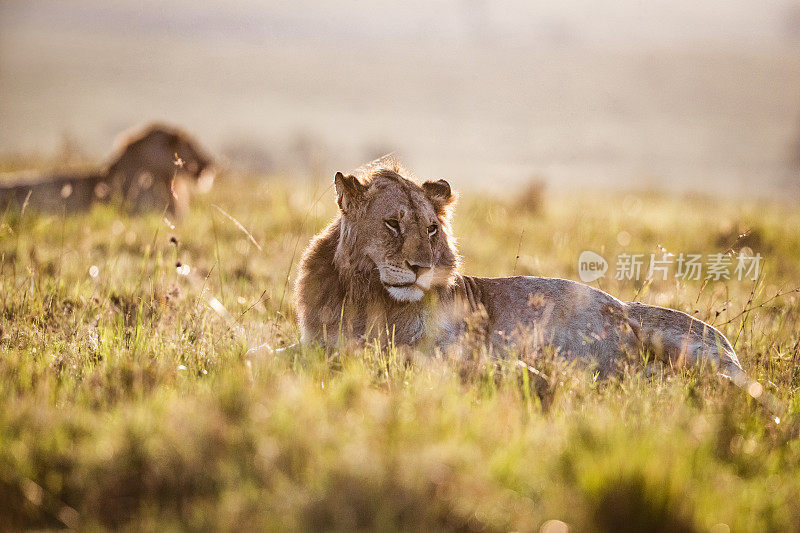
left=0, top=123, right=215, bottom=218
left=295, top=163, right=775, bottom=403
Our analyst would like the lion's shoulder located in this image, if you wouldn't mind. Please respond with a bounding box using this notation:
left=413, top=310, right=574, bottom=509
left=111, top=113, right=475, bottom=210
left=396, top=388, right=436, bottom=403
left=295, top=219, right=348, bottom=342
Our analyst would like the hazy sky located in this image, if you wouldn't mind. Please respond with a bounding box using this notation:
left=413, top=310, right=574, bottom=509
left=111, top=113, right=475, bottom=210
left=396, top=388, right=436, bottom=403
left=1, top=1, right=799, bottom=197
left=2, top=0, right=798, bottom=48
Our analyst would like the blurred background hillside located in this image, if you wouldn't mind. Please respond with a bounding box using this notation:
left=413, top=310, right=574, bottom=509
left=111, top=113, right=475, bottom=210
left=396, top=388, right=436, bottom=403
left=2, top=0, right=800, bottom=198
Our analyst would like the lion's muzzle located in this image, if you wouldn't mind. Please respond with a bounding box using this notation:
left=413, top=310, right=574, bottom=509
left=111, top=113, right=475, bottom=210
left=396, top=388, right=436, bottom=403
left=378, top=262, right=434, bottom=302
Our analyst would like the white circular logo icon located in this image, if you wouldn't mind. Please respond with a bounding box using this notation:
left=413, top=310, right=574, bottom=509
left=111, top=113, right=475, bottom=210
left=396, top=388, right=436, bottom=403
left=578, top=250, right=608, bottom=282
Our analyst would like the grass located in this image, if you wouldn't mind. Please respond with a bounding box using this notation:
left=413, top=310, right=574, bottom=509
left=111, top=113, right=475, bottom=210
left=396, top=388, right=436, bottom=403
left=1, top=173, right=800, bottom=531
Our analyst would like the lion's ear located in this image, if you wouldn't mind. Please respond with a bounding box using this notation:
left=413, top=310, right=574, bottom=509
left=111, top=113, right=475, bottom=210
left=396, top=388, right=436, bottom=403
left=422, top=179, right=455, bottom=214
left=334, top=172, right=366, bottom=213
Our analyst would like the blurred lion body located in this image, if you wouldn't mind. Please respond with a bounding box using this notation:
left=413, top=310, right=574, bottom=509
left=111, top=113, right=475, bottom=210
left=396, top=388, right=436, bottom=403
left=0, top=123, right=214, bottom=218
left=295, top=164, right=749, bottom=383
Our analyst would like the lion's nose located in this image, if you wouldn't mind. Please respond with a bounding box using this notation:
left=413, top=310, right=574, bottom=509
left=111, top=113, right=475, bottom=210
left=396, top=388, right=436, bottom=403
left=406, top=260, right=432, bottom=277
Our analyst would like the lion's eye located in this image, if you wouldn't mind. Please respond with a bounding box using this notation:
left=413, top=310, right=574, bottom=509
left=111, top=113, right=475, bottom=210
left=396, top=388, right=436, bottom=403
left=384, top=219, right=401, bottom=234
left=428, top=224, right=438, bottom=237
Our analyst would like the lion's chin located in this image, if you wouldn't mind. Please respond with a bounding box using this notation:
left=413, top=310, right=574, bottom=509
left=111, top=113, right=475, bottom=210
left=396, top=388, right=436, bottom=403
left=385, top=284, right=425, bottom=303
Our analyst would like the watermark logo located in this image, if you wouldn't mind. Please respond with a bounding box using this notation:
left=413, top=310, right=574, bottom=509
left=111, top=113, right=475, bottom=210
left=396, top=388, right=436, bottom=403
left=577, top=250, right=762, bottom=282
left=578, top=250, right=608, bottom=282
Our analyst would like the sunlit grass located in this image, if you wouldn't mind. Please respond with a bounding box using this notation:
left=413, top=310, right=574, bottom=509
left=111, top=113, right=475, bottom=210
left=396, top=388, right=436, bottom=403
left=1, top=174, right=799, bottom=531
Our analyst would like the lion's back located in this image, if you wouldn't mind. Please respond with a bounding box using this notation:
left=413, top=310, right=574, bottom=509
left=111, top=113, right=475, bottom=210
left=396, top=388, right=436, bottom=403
left=0, top=171, right=105, bottom=212
left=469, top=276, right=639, bottom=373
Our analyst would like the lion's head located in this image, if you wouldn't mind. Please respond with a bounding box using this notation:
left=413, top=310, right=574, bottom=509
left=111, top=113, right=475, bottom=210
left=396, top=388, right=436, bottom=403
left=333, top=164, right=460, bottom=302
left=106, top=123, right=215, bottom=216
left=109, top=124, right=214, bottom=180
